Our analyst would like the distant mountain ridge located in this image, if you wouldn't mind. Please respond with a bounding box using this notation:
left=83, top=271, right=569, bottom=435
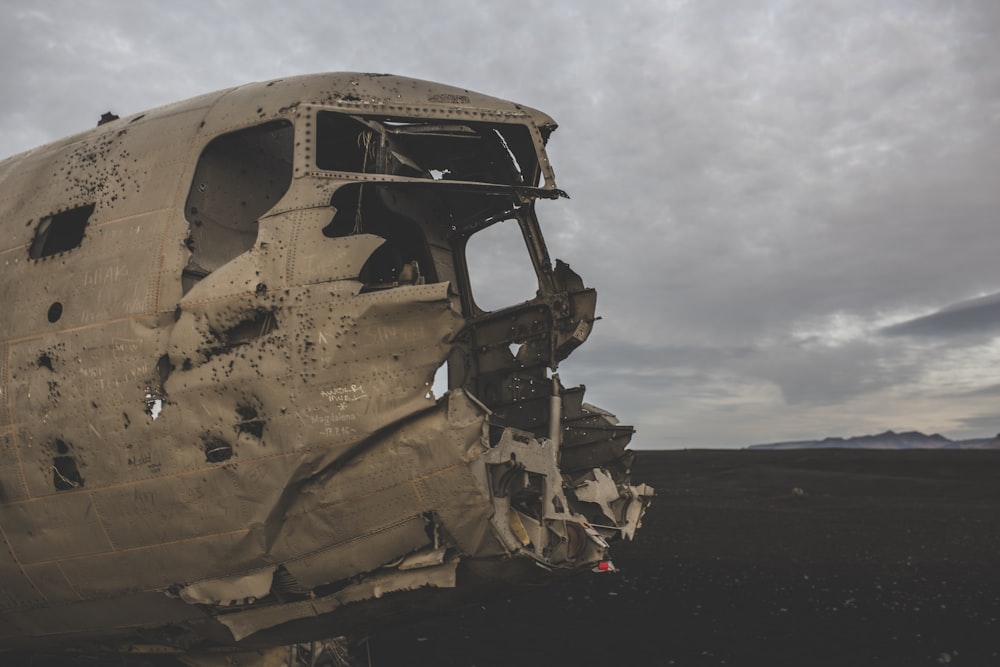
left=748, top=430, right=1000, bottom=450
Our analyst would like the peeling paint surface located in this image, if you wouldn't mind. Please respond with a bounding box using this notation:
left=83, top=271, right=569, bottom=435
left=0, top=73, right=652, bottom=657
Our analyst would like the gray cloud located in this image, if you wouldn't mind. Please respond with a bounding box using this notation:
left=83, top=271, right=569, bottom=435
left=882, top=292, right=1000, bottom=338
left=3, top=0, right=1000, bottom=447
left=953, top=383, right=1000, bottom=398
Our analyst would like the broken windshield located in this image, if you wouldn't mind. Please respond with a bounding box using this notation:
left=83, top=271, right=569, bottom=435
left=314, top=111, right=540, bottom=187
left=464, top=217, right=539, bottom=312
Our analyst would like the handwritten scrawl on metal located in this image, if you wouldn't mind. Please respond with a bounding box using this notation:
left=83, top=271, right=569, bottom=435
left=320, top=384, right=368, bottom=411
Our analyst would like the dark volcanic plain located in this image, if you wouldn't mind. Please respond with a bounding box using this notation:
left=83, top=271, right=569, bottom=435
left=13, top=450, right=1000, bottom=666
left=373, top=449, right=1000, bottom=666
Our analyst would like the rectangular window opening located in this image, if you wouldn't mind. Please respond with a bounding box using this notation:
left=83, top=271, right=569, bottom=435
left=29, top=204, right=95, bottom=259
left=315, top=111, right=539, bottom=187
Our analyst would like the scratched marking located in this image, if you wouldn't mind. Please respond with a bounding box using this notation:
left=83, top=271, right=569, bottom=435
left=320, top=384, right=368, bottom=411
left=79, top=363, right=149, bottom=390
left=366, top=324, right=427, bottom=345
left=111, top=337, right=141, bottom=357
left=127, top=451, right=161, bottom=475
left=321, top=425, right=357, bottom=438
left=308, top=412, right=358, bottom=425
left=82, top=265, right=128, bottom=287
left=131, top=486, right=156, bottom=508
left=79, top=298, right=148, bottom=323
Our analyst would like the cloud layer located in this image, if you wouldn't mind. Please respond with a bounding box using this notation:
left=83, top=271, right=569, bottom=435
left=3, top=0, right=1000, bottom=447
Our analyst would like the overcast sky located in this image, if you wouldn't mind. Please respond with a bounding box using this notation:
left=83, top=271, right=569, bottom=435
left=2, top=1, right=1000, bottom=448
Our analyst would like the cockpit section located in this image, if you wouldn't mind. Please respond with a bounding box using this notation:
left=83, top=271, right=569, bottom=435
left=176, top=102, right=648, bottom=576
left=178, top=101, right=637, bottom=468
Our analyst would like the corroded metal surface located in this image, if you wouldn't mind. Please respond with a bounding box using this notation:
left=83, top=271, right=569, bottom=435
left=0, top=73, right=651, bottom=657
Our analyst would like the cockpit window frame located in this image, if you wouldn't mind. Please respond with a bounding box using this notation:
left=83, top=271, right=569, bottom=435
left=291, top=105, right=557, bottom=191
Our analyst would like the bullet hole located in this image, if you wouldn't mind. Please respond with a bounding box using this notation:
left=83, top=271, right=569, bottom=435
left=256, top=283, right=267, bottom=294
left=123, top=412, right=131, bottom=429
left=37, top=353, right=54, bottom=371
left=47, top=302, right=63, bottom=323
left=51, top=440, right=83, bottom=490
left=236, top=405, right=264, bottom=439
left=203, top=435, right=233, bottom=463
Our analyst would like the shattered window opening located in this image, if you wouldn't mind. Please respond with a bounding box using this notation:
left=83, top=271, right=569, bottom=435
left=29, top=204, right=95, bottom=259
left=183, top=120, right=293, bottom=293
left=321, top=184, right=440, bottom=290
left=52, top=454, right=83, bottom=490
left=314, top=114, right=376, bottom=173
left=315, top=112, right=538, bottom=187
left=318, top=177, right=537, bottom=305
left=464, top=219, right=539, bottom=313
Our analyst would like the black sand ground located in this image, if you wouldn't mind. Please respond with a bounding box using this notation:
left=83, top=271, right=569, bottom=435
left=371, top=450, right=1000, bottom=666
left=11, top=450, right=1000, bottom=666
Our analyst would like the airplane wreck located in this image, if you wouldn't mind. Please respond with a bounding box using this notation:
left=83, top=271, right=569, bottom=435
left=0, top=73, right=652, bottom=660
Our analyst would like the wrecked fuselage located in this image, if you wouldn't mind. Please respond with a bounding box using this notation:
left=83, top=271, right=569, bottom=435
left=0, top=73, right=651, bottom=654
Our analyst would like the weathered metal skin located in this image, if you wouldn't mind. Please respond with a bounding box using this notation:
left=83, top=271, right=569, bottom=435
left=0, top=73, right=651, bottom=656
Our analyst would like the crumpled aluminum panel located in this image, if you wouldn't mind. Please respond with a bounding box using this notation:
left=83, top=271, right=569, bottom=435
left=0, top=73, right=652, bottom=656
